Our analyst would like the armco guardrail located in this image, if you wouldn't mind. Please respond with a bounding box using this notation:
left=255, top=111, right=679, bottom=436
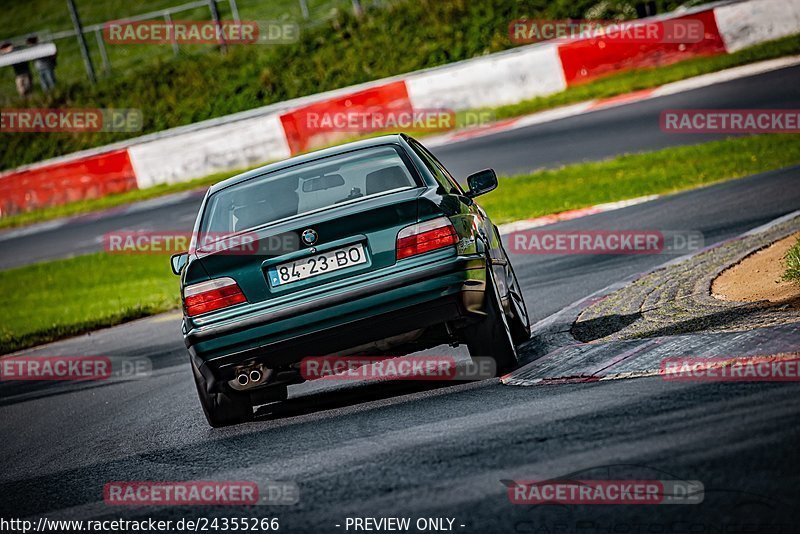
left=2, top=0, right=799, bottom=216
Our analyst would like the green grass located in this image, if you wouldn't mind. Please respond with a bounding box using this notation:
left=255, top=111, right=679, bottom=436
left=0, top=253, right=180, bottom=354
left=3, top=133, right=800, bottom=353
left=479, top=134, right=800, bottom=224
left=783, top=238, right=800, bottom=283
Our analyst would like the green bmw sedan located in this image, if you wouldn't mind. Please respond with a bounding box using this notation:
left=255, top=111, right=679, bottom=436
left=171, top=134, right=530, bottom=426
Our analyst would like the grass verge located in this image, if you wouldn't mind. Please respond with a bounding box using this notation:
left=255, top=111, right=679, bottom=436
left=1, top=34, right=798, bottom=231
left=2, top=133, right=799, bottom=354
left=784, top=238, right=800, bottom=283
left=0, top=253, right=179, bottom=354
left=480, top=134, right=800, bottom=224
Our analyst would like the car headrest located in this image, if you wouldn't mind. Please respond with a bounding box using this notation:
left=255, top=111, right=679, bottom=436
left=233, top=203, right=266, bottom=232
left=365, top=166, right=410, bottom=196
left=267, top=186, right=299, bottom=221
left=232, top=178, right=299, bottom=231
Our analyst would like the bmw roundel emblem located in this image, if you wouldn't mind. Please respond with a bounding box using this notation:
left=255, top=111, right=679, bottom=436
left=301, top=228, right=318, bottom=246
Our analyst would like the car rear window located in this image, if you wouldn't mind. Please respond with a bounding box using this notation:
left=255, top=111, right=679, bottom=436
left=200, top=145, right=418, bottom=236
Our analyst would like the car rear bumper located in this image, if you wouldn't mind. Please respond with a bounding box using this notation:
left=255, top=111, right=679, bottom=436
left=186, top=252, right=488, bottom=387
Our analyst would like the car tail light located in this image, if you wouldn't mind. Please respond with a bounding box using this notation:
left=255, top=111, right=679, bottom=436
left=183, top=277, right=247, bottom=317
left=396, top=217, right=458, bottom=260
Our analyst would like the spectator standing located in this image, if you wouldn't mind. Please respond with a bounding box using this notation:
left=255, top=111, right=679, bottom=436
left=1, top=42, right=33, bottom=97
left=27, top=36, right=57, bottom=92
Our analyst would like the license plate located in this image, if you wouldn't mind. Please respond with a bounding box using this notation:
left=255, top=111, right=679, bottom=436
left=267, top=243, right=367, bottom=287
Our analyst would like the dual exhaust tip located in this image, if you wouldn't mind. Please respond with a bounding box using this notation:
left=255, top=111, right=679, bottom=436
left=237, top=369, right=262, bottom=386
left=229, top=364, right=270, bottom=391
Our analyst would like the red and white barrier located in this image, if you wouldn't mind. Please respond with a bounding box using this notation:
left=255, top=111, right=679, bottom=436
left=2, top=0, right=798, bottom=215
left=715, top=0, right=800, bottom=52
left=406, top=45, right=566, bottom=110
left=556, top=10, right=727, bottom=86
left=279, top=80, right=412, bottom=154
left=0, top=150, right=136, bottom=216
left=128, top=113, right=290, bottom=189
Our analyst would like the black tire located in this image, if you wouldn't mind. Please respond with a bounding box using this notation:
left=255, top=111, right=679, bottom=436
left=504, top=255, right=531, bottom=345
left=463, top=269, right=519, bottom=375
left=192, top=363, right=253, bottom=427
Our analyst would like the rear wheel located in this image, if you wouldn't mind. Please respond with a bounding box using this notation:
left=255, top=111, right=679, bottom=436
left=463, top=269, right=518, bottom=375
left=504, top=255, right=531, bottom=345
left=192, top=363, right=253, bottom=427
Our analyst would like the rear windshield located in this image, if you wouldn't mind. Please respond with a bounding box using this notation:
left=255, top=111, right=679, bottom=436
left=200, top=145, right=417, bottom=235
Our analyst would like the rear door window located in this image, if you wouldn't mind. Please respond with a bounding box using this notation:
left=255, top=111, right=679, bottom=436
left=408, top=139, right=463, bottom=195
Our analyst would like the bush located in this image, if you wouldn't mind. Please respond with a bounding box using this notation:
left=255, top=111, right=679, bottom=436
left=784, top=238, right=800, bottom=284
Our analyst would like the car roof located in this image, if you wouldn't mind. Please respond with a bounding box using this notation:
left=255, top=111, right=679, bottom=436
left=208, top=134, right=411, bottom=194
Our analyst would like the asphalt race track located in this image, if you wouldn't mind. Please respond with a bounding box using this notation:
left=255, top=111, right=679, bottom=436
left=1, top=64, right=798, bottom=270
left=1, top=65, right=800, bottom=532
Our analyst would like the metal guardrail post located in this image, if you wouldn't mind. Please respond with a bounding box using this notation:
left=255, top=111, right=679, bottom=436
left=228, top=0, right=240, bottom=22
left=94, top=29, right=111, bottom=74
left=66, top=0, right=96, bottom=83
left=165, top=13, right=180, bottom=55
left=207, top=0, right=227, bottom=53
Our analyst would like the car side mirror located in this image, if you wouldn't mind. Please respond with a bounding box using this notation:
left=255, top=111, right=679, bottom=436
left=465, top=169, right=498, bottom=198
left=170, top=252, right=188, bottom=275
